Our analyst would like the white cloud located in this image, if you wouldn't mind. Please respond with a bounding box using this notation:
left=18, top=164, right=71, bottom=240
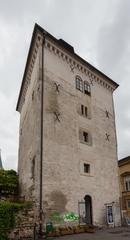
left=0, top=0, right=130, bottom=169
left=0, top=91, right=19, bottom=170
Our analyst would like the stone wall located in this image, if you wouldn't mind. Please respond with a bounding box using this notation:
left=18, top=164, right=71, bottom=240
left=9, top=208, right=36, bottom=239
left=42, top=44, right=121, bottom=226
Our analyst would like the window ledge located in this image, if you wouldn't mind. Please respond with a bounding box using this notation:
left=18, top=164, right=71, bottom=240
left=80, top=173, right=93, bottom=177
left=80, top=140, right=92, bottom=146
left=79, top=115, right=91, bottom=120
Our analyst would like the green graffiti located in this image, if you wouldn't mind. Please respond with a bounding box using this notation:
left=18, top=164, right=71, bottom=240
left=63, top=212, right=79, bottom=222
left=50, top=212, right=79, bottom=223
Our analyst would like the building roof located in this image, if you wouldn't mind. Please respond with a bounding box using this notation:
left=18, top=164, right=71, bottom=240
left=16, top=23, right=119, bottom=111
left=118, top=156, right=130, bottom=167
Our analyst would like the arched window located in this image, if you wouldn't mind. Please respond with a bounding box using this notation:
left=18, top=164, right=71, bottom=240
left=75, top=76, right=83, bottom=92
left=84, top=81, right=91, bottom=95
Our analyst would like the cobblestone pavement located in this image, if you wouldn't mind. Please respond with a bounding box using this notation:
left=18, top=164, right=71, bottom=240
left=53, top=227, right=130, bottom=240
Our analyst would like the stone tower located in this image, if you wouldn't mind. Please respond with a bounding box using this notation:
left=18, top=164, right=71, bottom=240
left=16, top=24, right=121, bottom=226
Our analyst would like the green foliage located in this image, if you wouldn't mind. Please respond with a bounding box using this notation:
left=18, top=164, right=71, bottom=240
left=0, top=169, right=18, bottom=196
left=0, top=201, right=32, bottom=239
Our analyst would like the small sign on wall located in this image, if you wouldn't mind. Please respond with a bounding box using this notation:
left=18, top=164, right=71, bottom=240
left=107, top=205, right=114, bottom=224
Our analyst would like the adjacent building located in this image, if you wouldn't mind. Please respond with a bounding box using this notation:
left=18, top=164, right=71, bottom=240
left=118, top=156, right=130, bottom=224
left=16, top=24, right=121, bottom=226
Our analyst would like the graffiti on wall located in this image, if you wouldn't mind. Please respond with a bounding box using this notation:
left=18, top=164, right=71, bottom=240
left=50, top=212, right=79, bottom=224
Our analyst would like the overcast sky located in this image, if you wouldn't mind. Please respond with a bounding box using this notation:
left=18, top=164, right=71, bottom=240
left=0, top=0, right=130, bottom=170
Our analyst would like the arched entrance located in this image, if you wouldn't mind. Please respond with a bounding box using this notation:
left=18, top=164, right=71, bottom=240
left=84, top=195, right=92, bottom=225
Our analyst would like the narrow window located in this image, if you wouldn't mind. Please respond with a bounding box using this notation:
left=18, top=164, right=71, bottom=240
left=84, top=81, right=91, bottom=95
left=124, top=176, right=130, bottom=191
left=84, top=163, right=90, bottom=173
left=31, top=156, right=35, bottom=180
left=83, top=132, right=88, bottom=142
left=76, top=76, right=83, bottom=92
left=85, top=107, right=88, bottom=117
left=32, top=91, right=34, bottom=100
left=126, top=182, right=129, bottom=191
left=81, top=105, right=84, bottom=115
left=80, top=105, right=88, bottom=117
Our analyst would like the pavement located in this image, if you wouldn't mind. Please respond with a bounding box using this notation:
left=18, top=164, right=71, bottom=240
left=52, top=227, right=130, bottom=240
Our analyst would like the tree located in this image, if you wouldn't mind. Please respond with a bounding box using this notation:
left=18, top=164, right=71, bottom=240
left=0, top=169, right=18, bottom=196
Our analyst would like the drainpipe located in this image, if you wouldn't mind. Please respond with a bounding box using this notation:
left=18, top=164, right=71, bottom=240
left=39, top=32, right=46, bottom=235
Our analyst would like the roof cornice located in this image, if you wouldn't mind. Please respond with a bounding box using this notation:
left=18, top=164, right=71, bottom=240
left=16, top=23, right=119, bottom=112
left=35, top=24, right=119, bottom=88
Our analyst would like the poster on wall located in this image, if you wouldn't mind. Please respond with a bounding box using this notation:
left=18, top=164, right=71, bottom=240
left=106, top=205, right=114, bottom=224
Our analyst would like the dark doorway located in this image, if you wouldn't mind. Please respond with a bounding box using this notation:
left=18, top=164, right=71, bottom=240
left=84, top=195, right=92, bottom=225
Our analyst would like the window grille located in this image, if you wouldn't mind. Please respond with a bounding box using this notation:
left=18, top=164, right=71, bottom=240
left=76, top=76, right=83, bottom=92
left=84, top=81, right=91, bottom=95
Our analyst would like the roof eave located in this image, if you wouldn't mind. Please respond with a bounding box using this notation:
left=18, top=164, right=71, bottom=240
left=16, top=24, right=41, bottom=111
left=36, top=23, right=119, bottom=89
left=16, top=23, right=119, bottom=111
left=118, top=156, right=130, bottom=166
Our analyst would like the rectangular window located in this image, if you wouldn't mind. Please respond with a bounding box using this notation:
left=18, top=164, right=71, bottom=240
left=84, top=81, right=91, bottom=95
left=125, top=176, right=130, bottom=191
left=84, top=163, right=90, bottom=173
left=85, top=107, right=88, bottom=117
left=126, top=182, right=129, bottom=191
left=83, top=132, right=88, bottom=142
left=80, top=105, right=88, bottom=117
left=31, top=156, right=35, bottom=181
left=79, top=129, right=92, bottom=146
left=32, top=91, right=34, bottom=100
left=81, top=105, right=84, bottom=115
left=76, top=77, right=83, bottom=92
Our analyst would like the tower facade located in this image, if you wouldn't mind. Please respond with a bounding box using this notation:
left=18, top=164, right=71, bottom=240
left=17, top=24, right=121, bottom=226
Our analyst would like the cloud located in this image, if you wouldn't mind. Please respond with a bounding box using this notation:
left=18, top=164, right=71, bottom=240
left=0, top=91, right=19, bottom=170
left=114, top=82, right=130, bottom=159
left=97, top=0, right=130, bottom=79
left=96, top=0, right=130, bottom=158
left=0, top=0, right=130, bottom=169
